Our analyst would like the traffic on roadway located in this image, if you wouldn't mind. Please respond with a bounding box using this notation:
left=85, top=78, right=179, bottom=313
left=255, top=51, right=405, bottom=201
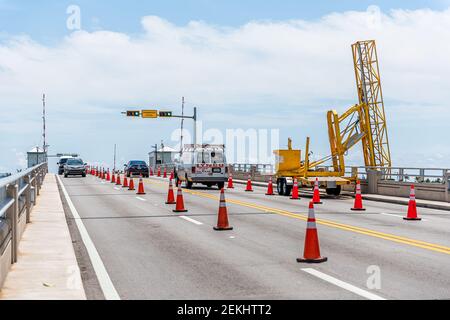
left=57, top=168, right=450, bottom=300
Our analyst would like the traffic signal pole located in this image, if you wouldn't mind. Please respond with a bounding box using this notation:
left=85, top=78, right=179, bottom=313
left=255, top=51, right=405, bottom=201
left=170, top=107, right=197, bottom=145
left=122, top=100, right=198, bottom=149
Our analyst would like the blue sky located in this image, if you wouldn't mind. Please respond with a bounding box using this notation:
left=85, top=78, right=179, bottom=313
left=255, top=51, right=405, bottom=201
left=1, top=1, right=450, bottom=173
left=1, top=0, right=446, bottom=43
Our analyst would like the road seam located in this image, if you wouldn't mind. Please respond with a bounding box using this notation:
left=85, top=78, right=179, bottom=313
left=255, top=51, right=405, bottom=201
left=57, top=175, right=121, bottom=300
left=301, top=268, right=386, bottom=300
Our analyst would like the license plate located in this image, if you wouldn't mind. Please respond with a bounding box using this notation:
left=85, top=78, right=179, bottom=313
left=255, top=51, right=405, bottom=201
left=212, top=168, right=221, bottom=173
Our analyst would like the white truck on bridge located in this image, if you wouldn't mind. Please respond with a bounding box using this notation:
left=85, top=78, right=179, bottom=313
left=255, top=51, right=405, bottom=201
left=173, top=144, right=228, bottom=189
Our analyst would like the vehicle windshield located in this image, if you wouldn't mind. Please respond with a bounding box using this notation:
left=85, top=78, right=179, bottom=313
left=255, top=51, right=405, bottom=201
left=130, top=161, right=147, bottom=166
left=60, top=158, right=70, bottom=164
left=67, top=159, right=84, bottom=165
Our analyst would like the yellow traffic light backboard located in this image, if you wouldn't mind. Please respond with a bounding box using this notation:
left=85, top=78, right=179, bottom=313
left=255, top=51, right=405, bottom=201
left=141, top=110, right=158, bottom=118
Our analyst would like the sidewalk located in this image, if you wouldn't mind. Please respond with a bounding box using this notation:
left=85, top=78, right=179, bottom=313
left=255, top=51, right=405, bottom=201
left=0, top=174, right=86, bottom=300
left=233, top=179, right=450, bottom=211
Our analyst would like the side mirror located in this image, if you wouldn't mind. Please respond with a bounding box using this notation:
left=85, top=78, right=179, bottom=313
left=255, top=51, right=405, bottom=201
left=84, top=163, right=87, bottom=166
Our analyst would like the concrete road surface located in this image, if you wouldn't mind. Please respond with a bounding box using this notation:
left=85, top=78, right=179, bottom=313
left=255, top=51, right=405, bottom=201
left=58, top=175, right=450, bottom=300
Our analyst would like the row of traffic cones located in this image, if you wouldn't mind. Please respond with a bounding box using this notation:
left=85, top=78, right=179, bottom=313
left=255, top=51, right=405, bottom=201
left=95, top=171, right=147, bottom=195
left=164, top=178, right=232, bottom=230
left=226, top=173, right=420, bottom=219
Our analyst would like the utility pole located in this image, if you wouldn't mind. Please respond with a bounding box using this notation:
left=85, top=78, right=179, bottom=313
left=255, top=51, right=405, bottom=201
left=113, top=144, right=117, bottom=173
left=42, top=94, right=48, bottom=161
left=180, top=97, right=185, bottom=155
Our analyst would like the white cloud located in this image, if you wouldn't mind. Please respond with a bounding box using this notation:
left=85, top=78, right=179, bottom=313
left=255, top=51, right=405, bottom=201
left=1, top=6, right=450, bottom=170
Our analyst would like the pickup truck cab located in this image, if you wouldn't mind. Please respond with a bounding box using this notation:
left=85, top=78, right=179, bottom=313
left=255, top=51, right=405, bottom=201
left=174, top=144, right=228, bottom=189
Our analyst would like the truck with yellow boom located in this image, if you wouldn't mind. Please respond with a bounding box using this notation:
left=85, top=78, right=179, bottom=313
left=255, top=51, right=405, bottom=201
left=274, top=40, right=392, bottom=196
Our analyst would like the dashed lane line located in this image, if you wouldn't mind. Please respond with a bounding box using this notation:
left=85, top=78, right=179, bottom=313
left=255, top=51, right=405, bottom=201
left=179, top=216, right=204, bottom=225
left=301, top=268, right=386, bottom=300
left=381, top=212, right=428, bottom=221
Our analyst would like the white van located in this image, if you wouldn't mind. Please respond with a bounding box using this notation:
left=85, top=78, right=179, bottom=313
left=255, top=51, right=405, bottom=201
left=174, top=144, right=228, bottom=189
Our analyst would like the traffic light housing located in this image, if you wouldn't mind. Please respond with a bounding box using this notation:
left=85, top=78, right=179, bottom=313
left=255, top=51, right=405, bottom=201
left=159, top=111, right=173, bottom=117
left=126, top=111, right=141, bottom=117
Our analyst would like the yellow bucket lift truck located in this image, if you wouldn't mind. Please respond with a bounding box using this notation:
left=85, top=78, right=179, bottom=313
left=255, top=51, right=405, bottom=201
left=274, top=40, right=392, bottom=196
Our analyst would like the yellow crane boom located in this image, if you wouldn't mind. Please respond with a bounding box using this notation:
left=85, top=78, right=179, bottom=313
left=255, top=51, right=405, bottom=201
left=352, top=40, right=392, bottom=168
left=274, top=40, right=392, bottom=196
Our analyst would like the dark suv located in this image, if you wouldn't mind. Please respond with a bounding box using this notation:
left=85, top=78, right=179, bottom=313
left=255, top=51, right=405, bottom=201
left=57, top=157, right=72, bottom=175
left=124, top=160, right=149, bottom=177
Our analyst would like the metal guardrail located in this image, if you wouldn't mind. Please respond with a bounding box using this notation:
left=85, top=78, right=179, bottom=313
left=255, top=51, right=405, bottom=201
left=0, top=163, right=48, bottom=266
left=338, top=166, right=449, bottom=184
left=231, top=164, right=274, bottom=175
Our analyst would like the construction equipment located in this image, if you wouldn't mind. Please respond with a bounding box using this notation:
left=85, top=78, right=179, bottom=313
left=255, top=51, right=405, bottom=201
left=274, top=40, right=392, bottom=196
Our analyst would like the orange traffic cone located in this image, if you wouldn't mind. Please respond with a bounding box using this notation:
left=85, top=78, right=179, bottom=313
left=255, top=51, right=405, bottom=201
left=214, top=188, right=233, bottom=231
left=128, top=178, right=135, bottom=191
left=150, top=167, right=154, bottom=176
left=266, top=177, right=274, bottom=195
left=116, top=174, right=122, bottom=186
left=173, top=182, right=188, bottom=213
left=351, top=180, right=366, bottom=211
left=404, top=185, right=421, bottom=221
left=227, top=174, right=234, bottom=189
left=245, top=177, right=253, bottom=192
left=312, top=178, right=322, bottom=204
left=122, top=176, right=129, bottom=188
left=111, top=173, right=116, bottom=184
left=165, top=179, right=176, bottom=204
left=136, top=177, right=146, bottom=195
left=106, top=170, right=110, bottom=181
left=170, top=170, right=174, bottom=180
left=297, top=201, right=327, bottom=263
left=290, top=178, right=300, bottom=200
left=163, top=168, right=167, bottom=178
left=157, top=167, right=161, bottom=177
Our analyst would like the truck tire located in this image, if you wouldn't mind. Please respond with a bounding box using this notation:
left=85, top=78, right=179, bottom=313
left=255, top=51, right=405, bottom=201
left=277, top=178, right=293, bottom=196
left=217, top=182, right=225, bottom=190
left=186, top=181, right=193, bottom=189
left=326, top=186, right=341, bottom=196
left=277, top=178, right=285, bottom=196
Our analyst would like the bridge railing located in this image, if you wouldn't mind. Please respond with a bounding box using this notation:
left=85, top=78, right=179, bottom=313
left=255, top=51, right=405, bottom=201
left=230, top=164, right=449, bottom=184
left=0, top=162, right=48, bottom=288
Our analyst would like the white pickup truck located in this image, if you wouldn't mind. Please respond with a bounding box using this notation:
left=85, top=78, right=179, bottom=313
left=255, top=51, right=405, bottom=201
left=174, top=144, right=228, bottom=189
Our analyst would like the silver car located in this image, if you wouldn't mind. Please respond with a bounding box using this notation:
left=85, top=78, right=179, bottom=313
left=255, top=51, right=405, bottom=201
left=64, top=158, right=87, bottom=178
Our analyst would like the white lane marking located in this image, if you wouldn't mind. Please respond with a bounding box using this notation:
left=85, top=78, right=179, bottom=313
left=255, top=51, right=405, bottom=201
left=301, top=268, right=386, bottom=300
left=57, top=175, right=121, bottom=300
left=381, top=212, right=428, bottom=221
left=179, top=216, right=203, bottom=225
left=113, top=187, right=120, bottom=190
left=229, top=236, right=235, bottom=239
left=136, top=197, right=147, bottom=201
